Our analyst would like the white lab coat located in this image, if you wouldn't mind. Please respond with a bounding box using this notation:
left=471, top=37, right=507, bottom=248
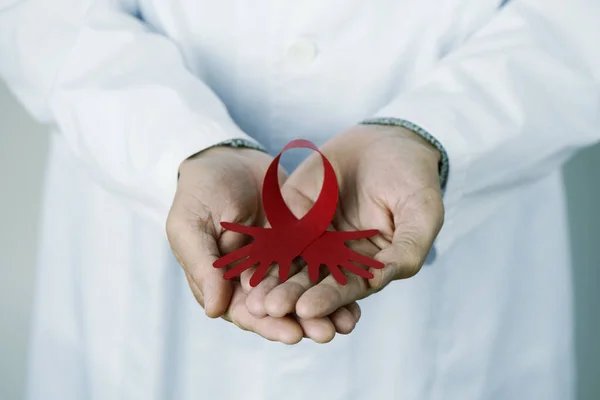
left=1, top=0, right=599, bottom=399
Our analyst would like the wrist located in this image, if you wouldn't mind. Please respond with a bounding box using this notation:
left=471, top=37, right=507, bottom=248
left=378, top=125, right=442, bottom=163
left=359, top=117, right=449, bottom=189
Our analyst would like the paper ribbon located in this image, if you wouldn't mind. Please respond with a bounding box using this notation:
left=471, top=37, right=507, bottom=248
left=213, top=139, right=385, bottom=287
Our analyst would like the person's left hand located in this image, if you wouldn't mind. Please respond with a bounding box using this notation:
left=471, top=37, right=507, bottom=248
left=244, top=124, right=445, bottom=320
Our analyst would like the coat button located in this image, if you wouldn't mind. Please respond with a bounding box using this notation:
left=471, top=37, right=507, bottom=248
left=284, top=38, right=318, bottom=68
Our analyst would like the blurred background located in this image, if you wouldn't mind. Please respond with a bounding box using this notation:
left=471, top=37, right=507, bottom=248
left=1, top=79, right=599, bottom=399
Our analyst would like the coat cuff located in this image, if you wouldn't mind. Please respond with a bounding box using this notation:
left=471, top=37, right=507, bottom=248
left=203, top=138, right=269, bottom=154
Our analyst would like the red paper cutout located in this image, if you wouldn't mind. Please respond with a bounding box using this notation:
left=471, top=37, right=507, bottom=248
left=213, top=139, right=385, bottom=287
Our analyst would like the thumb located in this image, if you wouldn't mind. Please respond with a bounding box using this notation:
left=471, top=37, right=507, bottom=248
left=166, top=204, right=233, bottom=318
left=370, top=187, right=444, bottom=290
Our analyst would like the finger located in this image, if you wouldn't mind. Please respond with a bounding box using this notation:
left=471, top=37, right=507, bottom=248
left=167, top=210, right=232, bottom=318
left=187, top=269, right=304, bottom=342
left=245, top=275, right=280, bottom=317
left=370, top=187, right=444, bottom=290
left=296, top=316, right=336, bottom=344
left=240, top=266, right=259, bottom=293
left=227, top=283, right=304, bottom=344
left=296, top=270, right=369, bottom=319
left=328, top=306, right=359, bottom=335
left=264, top=267, right=317, bottom=318
left=245, top=257, right=308, bottom=316
left=345, top=302, right=361, bottom=321
left=294, top=235, right=376, bottom=319
left=250, top=261, right=277, bottom=288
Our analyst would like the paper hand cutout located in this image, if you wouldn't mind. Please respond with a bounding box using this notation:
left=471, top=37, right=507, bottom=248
left=213, top=139, right=385, bottom=287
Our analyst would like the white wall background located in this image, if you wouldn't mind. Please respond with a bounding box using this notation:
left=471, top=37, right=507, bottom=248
left=1, top=80, right=599, bottom=399
left=0, top=81, right=46, bottom=400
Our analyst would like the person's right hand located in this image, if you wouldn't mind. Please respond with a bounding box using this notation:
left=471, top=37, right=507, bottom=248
left=166, top=146, right=361, bottom=344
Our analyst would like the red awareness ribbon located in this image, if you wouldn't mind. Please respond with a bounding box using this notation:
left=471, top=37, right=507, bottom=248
left=213, top=139, right=385, bottom=287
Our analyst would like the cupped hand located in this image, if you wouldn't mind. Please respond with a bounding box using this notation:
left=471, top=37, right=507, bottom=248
left=166, top=145, right=361, bottom=344
left=247, top=124, right=445, bottom=321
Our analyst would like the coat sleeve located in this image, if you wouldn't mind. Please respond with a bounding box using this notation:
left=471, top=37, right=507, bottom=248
left=0, top=0, right=261, bottom=226
left=370, top=0, right=600, bottom=255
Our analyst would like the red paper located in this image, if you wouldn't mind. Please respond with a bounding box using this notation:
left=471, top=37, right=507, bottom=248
left=213, top=139, right=384, bottom=287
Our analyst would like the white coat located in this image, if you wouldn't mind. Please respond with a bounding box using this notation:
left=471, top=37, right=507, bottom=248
left=1, top=0, right=600, bottom=399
